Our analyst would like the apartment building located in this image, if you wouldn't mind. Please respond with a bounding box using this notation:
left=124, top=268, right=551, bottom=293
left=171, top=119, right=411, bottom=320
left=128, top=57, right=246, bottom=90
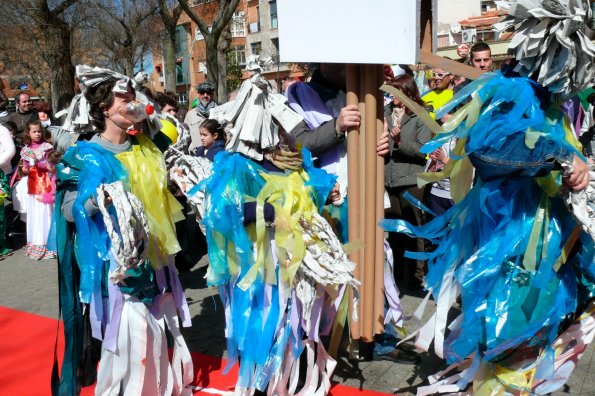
left=150, top=0, right=299, bottom=106
left=244, top=0, right=297, bottom=88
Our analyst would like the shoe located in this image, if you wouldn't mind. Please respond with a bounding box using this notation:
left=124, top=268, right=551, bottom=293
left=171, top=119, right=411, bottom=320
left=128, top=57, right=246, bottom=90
left=373, top=347, right=421, bottom=365
left=0, top=249, right=13, bottom=257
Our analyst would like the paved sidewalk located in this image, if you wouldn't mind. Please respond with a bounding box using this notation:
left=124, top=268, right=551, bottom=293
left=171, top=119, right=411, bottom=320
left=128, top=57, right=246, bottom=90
left=1, top=244, right=594, bottom=395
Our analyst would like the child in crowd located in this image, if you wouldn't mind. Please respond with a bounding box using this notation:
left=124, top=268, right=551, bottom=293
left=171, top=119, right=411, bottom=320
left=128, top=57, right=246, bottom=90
left=19, top=121, right=56, bottom=260
left=194, top=119, right=226, bottom=161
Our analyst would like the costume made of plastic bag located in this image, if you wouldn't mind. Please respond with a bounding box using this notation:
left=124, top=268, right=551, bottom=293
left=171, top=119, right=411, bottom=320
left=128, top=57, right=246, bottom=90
left=170, top=60, right=360, bottom=394
left=198, top=148, right=359, bottom=395
left=380, top=1, right=595, bottom=392
left=383, top=71, right=595, bottom=395
left=53, top=66, right=193, bottom=396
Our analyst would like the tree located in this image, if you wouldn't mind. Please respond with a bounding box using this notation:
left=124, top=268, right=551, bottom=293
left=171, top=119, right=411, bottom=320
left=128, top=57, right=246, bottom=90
left=0, top=28, right=52, bottom=101
left=157, top=0, right=184, bottom=91
left=178, top=0, right=241, bottom=102
left=91, top=0, right=159, bottom=76
left=0, top=0, right=85, bottom=113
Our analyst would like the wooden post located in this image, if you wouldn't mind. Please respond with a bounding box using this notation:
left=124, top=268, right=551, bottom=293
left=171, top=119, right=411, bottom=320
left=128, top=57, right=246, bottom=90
left=348, top=64, right=389, bottom=341
left=362, top=64, right=378, bottom=341
left=373, top=64, right=386, bottom=335
left=420, top=0, right=434, bottom=53
left=346, top=63, right=361, bottom=339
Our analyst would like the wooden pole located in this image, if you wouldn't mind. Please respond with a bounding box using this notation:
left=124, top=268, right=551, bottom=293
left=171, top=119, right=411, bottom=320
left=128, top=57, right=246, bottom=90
left=373, top=64, right=386, bottom=335
left=362, top=64, right=378, bottom=341
left=346, top=63, right=361, bottom=339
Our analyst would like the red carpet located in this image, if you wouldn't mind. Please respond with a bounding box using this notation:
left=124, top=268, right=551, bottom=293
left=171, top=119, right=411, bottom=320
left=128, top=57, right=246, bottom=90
left=0, top=306, right=390, bottom=395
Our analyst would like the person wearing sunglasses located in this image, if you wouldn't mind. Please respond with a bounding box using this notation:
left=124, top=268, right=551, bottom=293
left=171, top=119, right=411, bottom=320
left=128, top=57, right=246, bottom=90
left=0, top=92, right=39, bottom=136
left=421, top=68, right=454, bottom=122
left=184, top=81, right=217, bottom=153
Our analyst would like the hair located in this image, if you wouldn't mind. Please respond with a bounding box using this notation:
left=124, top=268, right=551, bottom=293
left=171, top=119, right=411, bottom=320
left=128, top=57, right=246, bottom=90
left=398, top=64, right=414, bottom=78
left=84, top=79, right=129, bottom=132
left=155, top=91, right=178, bottom=112
left=200, top=119, right=226, bottom=141
left=22, top=120, right=45, bottom=146
left=470, top=42, right=491, bottom=56
left=142, top=86, right=155, bottom=101
left=389, top=74, right=424, bottom=114
left=34, top=101, right=51, bottom=114
left=47, top=150, right=62, bottom=166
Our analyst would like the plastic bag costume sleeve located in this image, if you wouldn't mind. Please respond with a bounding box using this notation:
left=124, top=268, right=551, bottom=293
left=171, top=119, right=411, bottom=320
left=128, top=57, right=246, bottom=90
left=381, top=1, right=595, bottom=393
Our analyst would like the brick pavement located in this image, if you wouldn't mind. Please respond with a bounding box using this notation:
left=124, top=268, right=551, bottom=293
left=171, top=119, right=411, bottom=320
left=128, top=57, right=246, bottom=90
left=1, top=242, right=593, bottom=395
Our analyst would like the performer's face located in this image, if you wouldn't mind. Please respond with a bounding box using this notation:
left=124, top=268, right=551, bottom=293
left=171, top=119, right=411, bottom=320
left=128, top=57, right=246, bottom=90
left=105, top=87, right=135, bottom=128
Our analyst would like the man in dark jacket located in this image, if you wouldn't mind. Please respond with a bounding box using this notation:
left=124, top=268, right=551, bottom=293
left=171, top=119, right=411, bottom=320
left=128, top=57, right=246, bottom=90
left=0, top=92, right=38, bottom=135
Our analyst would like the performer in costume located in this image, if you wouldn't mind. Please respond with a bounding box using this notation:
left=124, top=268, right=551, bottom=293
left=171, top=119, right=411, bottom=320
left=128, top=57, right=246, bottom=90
left=53, top=66, right=193, bottom=396
left=381, top=1, right=595, bottom=394
left=171, top=58, right=360, bottom=395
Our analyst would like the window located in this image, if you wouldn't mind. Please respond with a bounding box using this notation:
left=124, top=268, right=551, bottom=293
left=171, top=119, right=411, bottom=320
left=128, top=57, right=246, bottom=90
left=177, top=92, right=188, bottom=104
left=249, top=5, right=260, bottom=32
left=230, top=12, right=246, bottom=38
left=270, top=1, right=278, bottom=29
left=229, top=45, right=246, bottom=65
left=176, top=60, right=185, bottom=85
left=251, top=41, right=262, bottom=56
left=271, top=37, right=279, bottom=52
left=195, top=25, right=212, bottom=41
left=271, top=38, right=280, bottom=62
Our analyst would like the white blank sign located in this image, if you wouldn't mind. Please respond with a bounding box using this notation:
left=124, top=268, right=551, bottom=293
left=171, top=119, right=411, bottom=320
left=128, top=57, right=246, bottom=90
left=278, top=0, right=420, bottom=64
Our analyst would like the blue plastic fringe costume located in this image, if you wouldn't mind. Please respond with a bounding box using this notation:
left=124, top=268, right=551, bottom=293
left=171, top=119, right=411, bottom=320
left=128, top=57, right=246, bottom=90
left=53, top=65, right=194, bottom=396
left=195, top=147, right=359, bottom=395
left=382, top=71, right=595, bottom=395
left=165, top=65, right=361, bottom=395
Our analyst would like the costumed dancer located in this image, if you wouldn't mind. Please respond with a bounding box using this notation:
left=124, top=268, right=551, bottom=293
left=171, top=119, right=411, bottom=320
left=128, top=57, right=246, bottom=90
left=171, top=56, right=360, bottom=395
left=20, top=120, right=56, bottom=260
left=381, top=0, right=595, bottom=394
left=53, top=65, right=193, bottom=396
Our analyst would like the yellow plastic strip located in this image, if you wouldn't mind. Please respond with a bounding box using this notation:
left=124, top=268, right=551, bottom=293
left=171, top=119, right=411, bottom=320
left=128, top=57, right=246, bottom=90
left=379, top=84, right=442, bottom=134
left=553, top=226, right=582, bottom=272
left=116, top=133, right=183, bottom=268
left=523, top=195, right=547, bottom=272
left=328, top=287, right=350, bottom=359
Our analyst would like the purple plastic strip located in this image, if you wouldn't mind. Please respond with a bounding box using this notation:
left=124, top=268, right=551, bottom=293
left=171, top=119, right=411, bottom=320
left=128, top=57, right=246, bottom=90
left=102, top=282, right=124, bottom=352
left=167, top=264, right=191, bottom=327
